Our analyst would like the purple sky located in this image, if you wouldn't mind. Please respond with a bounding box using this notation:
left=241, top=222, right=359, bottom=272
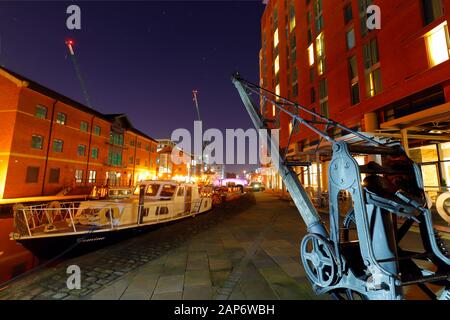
left=0, top=1, right=265, bottom=174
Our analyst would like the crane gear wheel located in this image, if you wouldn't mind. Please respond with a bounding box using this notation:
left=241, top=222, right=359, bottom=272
left=300, top=233, right=339, bottom=288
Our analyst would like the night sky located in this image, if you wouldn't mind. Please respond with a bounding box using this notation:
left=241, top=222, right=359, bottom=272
left=0, top=1, right=265, bottom=174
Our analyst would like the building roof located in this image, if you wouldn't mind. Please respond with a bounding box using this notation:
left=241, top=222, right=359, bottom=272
left=0, top=66, right=158, bottom=143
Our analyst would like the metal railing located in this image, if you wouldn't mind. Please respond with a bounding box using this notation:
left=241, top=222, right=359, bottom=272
left=12, top=198, right=207, bottom=239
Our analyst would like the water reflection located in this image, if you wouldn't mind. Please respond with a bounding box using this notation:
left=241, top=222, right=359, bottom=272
left=0, top=217, right=38, bottom=286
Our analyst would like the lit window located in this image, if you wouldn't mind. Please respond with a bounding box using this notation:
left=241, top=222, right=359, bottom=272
left=308, top=44, right=315, bottom=66
left=88, top=170, right=97, bottom=183
left=290, top=17, right=296, bottom=32
left=426, top=21, right=450, bottom=67
left=75, top=169, right=83, bottom=183
left=275, top=84, right=280, bottom=96
left=272, top=105, right=276, bottom=117
left=316, top=33, right=326, bottom=75
left=56, top=112, right=66, bottom=125
left=274, top=28, right=279, bottom=48
left=274, top=55, right=280, bottom=74
left=289, top=121, right=293, bottom=134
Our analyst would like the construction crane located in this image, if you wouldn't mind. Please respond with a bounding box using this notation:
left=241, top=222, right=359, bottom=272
left=232, top=73, right=450, bottom=300
left=192, top=89, right=201, bottom=122
left=65, top=39, right=92, bottom=108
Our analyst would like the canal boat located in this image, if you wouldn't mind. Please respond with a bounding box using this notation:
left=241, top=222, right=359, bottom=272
left=9, top=180, right=212, bottom=258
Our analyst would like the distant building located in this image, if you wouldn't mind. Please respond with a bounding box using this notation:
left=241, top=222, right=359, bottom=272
left=261, top=0, right=450, bottom=202
left=0, top=67, right=158, bottom=199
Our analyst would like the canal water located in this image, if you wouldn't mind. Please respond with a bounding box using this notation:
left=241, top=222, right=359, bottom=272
left=0, top=217, right=38, bottom=287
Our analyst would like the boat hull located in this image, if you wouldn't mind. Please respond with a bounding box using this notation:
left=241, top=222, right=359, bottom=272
left=16, top=223, right=161, bottom=260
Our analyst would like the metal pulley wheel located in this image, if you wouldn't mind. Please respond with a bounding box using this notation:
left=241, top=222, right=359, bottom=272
left=300, top=233, right=339, bottom=288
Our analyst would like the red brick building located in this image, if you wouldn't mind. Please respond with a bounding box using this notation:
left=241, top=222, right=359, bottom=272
left=260, top=0, right=450, bottom=200
left=0, top=67, right=158, bottom=199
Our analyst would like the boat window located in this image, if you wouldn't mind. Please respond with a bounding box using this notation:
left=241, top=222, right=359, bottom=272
left=186, top=187, right=192, bottom=197
left=160, top=184, right=177, bottom=197
left=146, top=184, right=160, bottom=196
left=177, top=187, right=185, bottom=197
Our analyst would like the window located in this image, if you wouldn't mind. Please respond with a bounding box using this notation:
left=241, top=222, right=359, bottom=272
left=88, top=170, right=97, bottom=183
left=80, top=121, right=88, bottom=132
left=308, top=44, right=315, bottom=66
left=359, top=0, right=373, bottom=36
left=315, top=0, right=324, bottom=32
left=160, top=184, right=176, bottom=198
left=274, top=55, right=280, bottom=74
left=316, top=33, right=326, bottom=75
left=129, top=156, right=134, bottom=164
left=274, top=28, right=279, bottom=48
left=363, top=38, right=382, bottom=97
left=93, top=125, right=101, bottom=136
left=77, top=145, right=86, bottom=157
left=311, top=88, right=316, bottom=103
left=177, top=187, right=185, bottom=197
left=26, top=167, right=39, bottom=183
left=146, top=184, right=160, bottom=196
left=422, top=0, right=444, bottom=26
left=35, top=105, right=47, bottom=119
left=49, top=168, right=60, bottom=184
left=130, top=139, right=135, bottom=147
left=110, top=132, right=124, bottom=146
left=344, top=4, right=353, bottom=24
left=53, top=139, right=63, bottom=153
left=348, top=56, right=360, bottom=105
left=91, top=147, right=99, bottom=159
left=346, top=28, right=356, bottom=49
left=319, top=79, right=329, bottom=117
left=425, top=21, right=450, bottom=67
left=56, top=112, right=66, bottom=125
left=136, top=158, right=140, bottom=166
left=137, top=141, right=141, bottom=148
left=31, top=135, right=43, bottom=149
left=289, top=3, right=296, bottom=32
left=75, top=169, right=83, bottom=183
left=145, top=144, right=150, bottom=151
left=108, top=150, right=122, bottom=166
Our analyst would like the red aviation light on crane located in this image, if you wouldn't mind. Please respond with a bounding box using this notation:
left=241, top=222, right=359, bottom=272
left=65, top=39, right=75, bottom=55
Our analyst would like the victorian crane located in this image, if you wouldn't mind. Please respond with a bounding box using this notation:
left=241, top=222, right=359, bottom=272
left=232, top=73, right=450, bottom=300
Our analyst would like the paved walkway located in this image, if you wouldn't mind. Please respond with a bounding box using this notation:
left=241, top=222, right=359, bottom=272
left=89, top=192, right=317, bottom=300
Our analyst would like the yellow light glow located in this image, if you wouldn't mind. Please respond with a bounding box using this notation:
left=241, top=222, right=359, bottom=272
left=290, top=17, right=296, bottom=32
left=272, top=105, right=276, bottom=116
left=426, top=21, right=450, bottom=67
left=289, top=121, right=293, bottom=133
left=275, top=84, right=280, bottom=96
left=308, top=44, right=315, bottom=66
left=274, top=29, right=279, bottom=48
left=368, top=72, right=375, bottom=97
left=274, top=55, right=280, bottom=74
left=315, top=33, right=324, bottom=57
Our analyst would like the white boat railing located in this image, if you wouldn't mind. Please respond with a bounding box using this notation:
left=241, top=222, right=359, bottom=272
left=12, top=197, right=208, bottom=239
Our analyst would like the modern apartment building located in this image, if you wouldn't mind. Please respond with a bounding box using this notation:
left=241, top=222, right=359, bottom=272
left=0, top=67, right=158, bottom=199
left=260, top=0, right=450, bottom=201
